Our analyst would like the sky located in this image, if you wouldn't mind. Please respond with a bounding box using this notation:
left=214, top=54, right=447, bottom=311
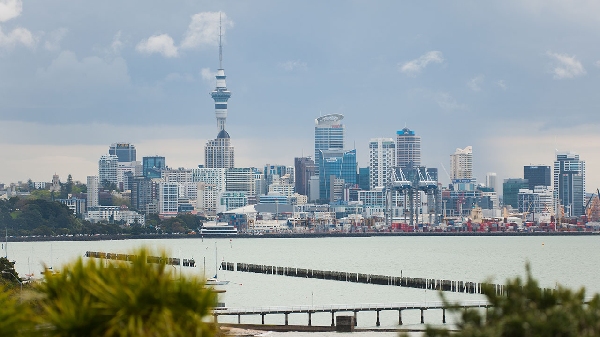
left=1, top=0, right=600, bottom=192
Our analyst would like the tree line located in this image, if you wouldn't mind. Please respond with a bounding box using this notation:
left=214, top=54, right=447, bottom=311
left=0, top=197, right=206, bottom=237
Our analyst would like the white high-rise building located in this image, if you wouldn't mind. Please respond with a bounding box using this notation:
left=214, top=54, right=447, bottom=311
left=369, top=138, right=396, bottom=190
left=396, top=127, right=421, bottom=168
left=450, top=146, right=473, bottom=180
left=553, top=151, right=586, bottom=217
left=86, top=176, right=99, bottom=209
left=99, top=154, right=119, bottom=186
left=159, top=182, right=179, bottom=216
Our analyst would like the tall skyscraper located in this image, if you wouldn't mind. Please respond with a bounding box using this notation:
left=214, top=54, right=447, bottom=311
left=294, top=157, right=315, bottom=196
left=396, top=127, right=421, bottom=168
left=553, top=151, right=585, bottom=217
left=314, top=114, right=344, bottom=176
left=109, top=143, right=136, bottom=162
left=205, top=19, right=234, bottom=169
left=369, top=138, right=396, bottom=190
left=318, top=149, right=357, bottom=202
left=524, top=165, right=551, bottom=190
left=450, top=146, right=473, bottom=180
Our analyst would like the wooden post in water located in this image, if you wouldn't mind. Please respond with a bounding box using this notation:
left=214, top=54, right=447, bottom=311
left=376, top=310, right=381, bottom=326
left=285, top=313, right=289, bottom=325
left=420, top=308, right=425, bottom=324
left=442, top=308, right=446, bottom=323
left=398, top=309, right=403, bottom=325
left=237, top=314, right=240, bottom=324
left=331, top=311, right=335, bottom=326
left=261, top=314, right=265, bottom=325
left=353, top=310, right=358, bottom=326
left=308, top=312, right=312, bottom=326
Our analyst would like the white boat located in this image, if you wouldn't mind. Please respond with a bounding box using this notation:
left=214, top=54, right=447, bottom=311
left=204, top=242, right=229, bottom=286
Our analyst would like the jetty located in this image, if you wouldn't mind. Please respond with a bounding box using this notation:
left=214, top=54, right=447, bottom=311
left=214, top=300, right=491, bottom=327
left=222, top=262, right=508, bottom=295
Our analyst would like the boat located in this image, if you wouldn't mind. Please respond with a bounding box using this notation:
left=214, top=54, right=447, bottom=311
left=200, top=222, right=238, bottom=235
left=204, top=242, right=229, bottom=286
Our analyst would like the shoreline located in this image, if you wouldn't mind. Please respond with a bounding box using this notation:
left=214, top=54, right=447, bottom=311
left=5, top=230, right=598, bottom=242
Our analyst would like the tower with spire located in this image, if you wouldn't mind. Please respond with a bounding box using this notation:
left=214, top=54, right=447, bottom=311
left=205, top=13, right=234, bottom=169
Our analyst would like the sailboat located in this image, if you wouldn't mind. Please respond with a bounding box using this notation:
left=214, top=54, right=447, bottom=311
left=205, top=242, right=229, bottom=286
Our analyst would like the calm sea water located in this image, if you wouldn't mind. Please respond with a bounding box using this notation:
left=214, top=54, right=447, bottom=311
left=5, top=236, right=600, bottom=332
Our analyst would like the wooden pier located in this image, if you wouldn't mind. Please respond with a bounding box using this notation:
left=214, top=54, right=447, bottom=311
left=213, top=300, right=491, bottom=327
left=222, top=262, right=509, bottom=296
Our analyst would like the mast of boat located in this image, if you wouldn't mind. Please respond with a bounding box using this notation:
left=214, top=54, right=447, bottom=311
left=214, top=241, right=218, bottom=278
left=4, top=226, right=7, bottom=258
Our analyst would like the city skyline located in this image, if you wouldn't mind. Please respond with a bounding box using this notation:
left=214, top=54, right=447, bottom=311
left=1, top=1, right=600, bottom=191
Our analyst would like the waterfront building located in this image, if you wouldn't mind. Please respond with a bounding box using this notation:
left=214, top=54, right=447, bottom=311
left=143, top=156, right=166, bottom=179
left=396, top=127, right=421, bottom=168
left=205, top=23, right=235, bottom=169
left=318, top=149, right=357, bottom=202
left=553, top=151, right=586, bottom=217
left=99, top=154, right=119, bottom=187
left=86, top=176, right=99, bottom=208
left=486, top=172, right=497, bottom=191
left=162, top=167, right=196, bottom=200
left=314, top=114, right=344, bottom=176
left=294, top=157, right=315, bottom=196
left=268, top=180, right=295, bottom=197
left=369, top=138, right=396, bottom=190
left=524, top=165, right=551, bottom=190
left=259, top=192, right=288, bottom=204
left=85, top=206, right=145, bottom=225
left=109, top=143, right=136, bottom=162
left=503, top=178, right=528, bottom=209
left=450, top=146, right=473, bottom=180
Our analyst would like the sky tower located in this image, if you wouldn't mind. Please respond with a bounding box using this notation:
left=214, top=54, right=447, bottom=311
left=211, top=14, right=231, bottom=132
left=205, top=13, right=234, bottom=169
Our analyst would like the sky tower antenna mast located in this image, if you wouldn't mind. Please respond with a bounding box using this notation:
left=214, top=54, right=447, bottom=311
left=219, top=12, right=223, bottom=69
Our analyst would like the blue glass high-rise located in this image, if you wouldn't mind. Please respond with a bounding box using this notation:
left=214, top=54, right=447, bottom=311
left=318, top=149, right=357, bottom=202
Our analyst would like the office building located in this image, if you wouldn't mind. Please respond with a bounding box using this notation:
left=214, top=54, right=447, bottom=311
left=226, top=168, right=256, bottom=196
left=554, top=151, right=586, bottom=217
left=294, top=157, right=315, bottom=196
left=396, top=127, right=421, bottom=168
left=524, top=165, right=551, bottom=190
left=318, top=149, right=357, bottom=202
left=143, top=156, right=166, bottom=179
left=450, top=146, right=473, bottom=180
left=503, top=178, right=528, bottom=209
left=518, top=186, right=554, bottom=222
left=369, top=138, right=396, bottom=189
left=314, top=114, right=344, bottom=176
left=158, top=181, right=179, bottom=217
left=109, top=143, right=136, bottom=162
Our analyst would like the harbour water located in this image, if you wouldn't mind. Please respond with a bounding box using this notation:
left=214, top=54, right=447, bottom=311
left=5, top=235, right=600, bottom=333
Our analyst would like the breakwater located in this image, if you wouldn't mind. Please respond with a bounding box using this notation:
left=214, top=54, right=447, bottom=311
left=84, top=251, right=197, bottom=267
left=223, top=262, right=506, bottom=295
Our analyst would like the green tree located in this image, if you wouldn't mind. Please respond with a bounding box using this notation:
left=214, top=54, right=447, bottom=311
left=0, top=257, right=20, bottom=287
left=422, top=265, right=600, bottom=337
left=37, top=248, right=218, bottom=337
left=0, top=284, right=34, bottom=337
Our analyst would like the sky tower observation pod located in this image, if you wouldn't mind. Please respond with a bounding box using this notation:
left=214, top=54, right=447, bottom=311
left=315, top=114, right=344, bottom=126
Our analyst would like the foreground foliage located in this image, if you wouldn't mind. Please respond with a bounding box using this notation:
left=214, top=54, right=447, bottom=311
left=0, top=248, right=218, bottom=337
left=422, top=265, right=600, bottom=337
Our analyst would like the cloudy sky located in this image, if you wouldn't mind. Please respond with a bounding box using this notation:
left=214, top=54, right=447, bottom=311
left=1, top=0, right=600, bottom=192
